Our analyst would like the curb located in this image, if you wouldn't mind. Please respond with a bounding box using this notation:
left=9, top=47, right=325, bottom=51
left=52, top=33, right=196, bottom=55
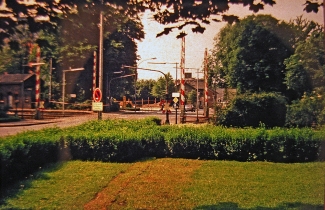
left=0, top=119, right=60, bottom=127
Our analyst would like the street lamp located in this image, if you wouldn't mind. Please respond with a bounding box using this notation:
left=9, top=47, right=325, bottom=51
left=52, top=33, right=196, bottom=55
left=123, top=65, right=170, bottom=124
left=147, top=62, right=179, bottom=123
left=134, top=57, right=156, bottom=112
left=62, top=67, right=84, bottom=116
left=108, top=73, right=135, bottom=111
left=148, top=62, right=178, bottom=86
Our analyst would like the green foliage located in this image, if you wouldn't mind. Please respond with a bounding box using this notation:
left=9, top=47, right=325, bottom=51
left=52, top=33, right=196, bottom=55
left=1, top=118, right=324, bottom=190
left=286, top=93, right=325, bottom=127
left=284, top=28, right=325, bottom=100
left=187, top=89, right=197, bottom=105
left=216, top=92, right=287, bottom=127
left=211, top=15, right=293, bottom=94
left=136, top=79, right=156, bottom=99
left=0, top=127, right=62, bottom=188
left=151, top=73, right=175, bottom=99
left=1, top=0, right=303, bottom=44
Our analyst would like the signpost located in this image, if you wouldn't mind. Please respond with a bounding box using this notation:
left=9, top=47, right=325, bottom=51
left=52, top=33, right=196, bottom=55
left=93, top=88, right=102, bottom=102
left=92, top=88, right=103, bottom=114
left=172, top=92, right=180, bottom=124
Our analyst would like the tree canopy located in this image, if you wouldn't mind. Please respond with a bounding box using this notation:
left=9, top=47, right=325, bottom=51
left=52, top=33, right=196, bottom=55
left=284, top=25, right=325, bottom=100
left=210, top=15, right=295, bottom=93
left=0, top=0, right=322, bottom=47
left=151, top=72, right=175, bottom=99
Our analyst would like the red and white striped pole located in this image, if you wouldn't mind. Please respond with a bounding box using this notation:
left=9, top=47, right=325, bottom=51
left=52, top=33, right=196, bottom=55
left=180, top=36, right=186, bottom=123
left=204, top=48, right=209, bottom=117
left=35, top=45, right=41, bottom=109
left=93, top=51, right=97, bottom=93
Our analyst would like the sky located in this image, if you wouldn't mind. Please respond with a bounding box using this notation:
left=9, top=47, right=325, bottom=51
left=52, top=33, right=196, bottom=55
left=136, top=0, right=324, bottom=80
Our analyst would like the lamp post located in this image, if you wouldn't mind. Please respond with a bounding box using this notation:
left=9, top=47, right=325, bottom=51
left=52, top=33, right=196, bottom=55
left=147, top=62, right=179, bottom=123
left=148, top=62, right=178, bottom=85
left=62, top=67, right=84, bottom=116
left=106, top=70, right=123, bottom=112
left=134, top=57, right=156, bottom=112
left=123, top=65, right=170, bottom=124
left=107, top=72, right=132, bottom=111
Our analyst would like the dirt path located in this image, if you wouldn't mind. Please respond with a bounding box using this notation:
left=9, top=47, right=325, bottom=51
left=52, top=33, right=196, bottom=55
left=84, top=158, right=203, bottom=210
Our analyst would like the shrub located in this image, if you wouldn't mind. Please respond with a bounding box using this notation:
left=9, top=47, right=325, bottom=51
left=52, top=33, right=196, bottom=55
left=285, top=93, right=325, bottom=127
left=216, top=92, right=287, bottom=127
left=0, top=128, right=62, bottom=188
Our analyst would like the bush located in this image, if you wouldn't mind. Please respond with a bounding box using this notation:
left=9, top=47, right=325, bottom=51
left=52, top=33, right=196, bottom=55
left=286, top=93, right=325, bottom=127
left=0, top=128, right=62, bottom=188
left=216, top=92, right=287, bottom=127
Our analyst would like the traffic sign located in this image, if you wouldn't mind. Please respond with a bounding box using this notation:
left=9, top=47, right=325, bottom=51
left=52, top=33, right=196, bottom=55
left=93, top=88, right=102, bottom=102
left=173, top=97, right=178, bottom=103
left=92, top=102, right=103, bottom=111
left=172, top=92, right=180, bottom=97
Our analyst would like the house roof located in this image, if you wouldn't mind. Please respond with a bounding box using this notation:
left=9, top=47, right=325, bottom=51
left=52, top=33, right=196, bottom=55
left=0, top=73, right=34, bottom=85
left=175, top=78, right=205, bottom=90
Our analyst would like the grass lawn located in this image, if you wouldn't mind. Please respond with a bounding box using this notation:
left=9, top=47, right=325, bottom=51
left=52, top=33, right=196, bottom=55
left=0, top=158, right=324, bottom=209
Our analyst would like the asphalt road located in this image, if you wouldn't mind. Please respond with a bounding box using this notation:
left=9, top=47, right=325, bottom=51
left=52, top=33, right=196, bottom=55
left=0, top=110, right=208, bottom=138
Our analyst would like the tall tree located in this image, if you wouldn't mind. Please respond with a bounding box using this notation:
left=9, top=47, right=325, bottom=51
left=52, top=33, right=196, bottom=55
left=62, top=6, right=144, bottom=101
left=284, top=27, right=325, bottom=100
left=210, top=15, right=293, bottom=93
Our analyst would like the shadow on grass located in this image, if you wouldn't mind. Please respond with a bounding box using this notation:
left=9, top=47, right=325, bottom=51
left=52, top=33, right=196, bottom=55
left=194, top=202, right=323, bottom=210
left=0, top=162, right=64, bottom=206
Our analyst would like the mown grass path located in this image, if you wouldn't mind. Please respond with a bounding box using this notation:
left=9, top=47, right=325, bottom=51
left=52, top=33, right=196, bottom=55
left=84, top=158, right=203, bottom=209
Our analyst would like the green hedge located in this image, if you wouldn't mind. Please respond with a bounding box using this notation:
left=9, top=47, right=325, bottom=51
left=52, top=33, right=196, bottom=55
left=216, top=92, right=287, bottom=127
left=1, top=118, right=324, bottom=188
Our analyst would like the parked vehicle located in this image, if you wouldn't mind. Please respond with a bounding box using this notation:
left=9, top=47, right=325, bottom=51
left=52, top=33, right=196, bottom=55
left=185, top=104, right=195, bottom=112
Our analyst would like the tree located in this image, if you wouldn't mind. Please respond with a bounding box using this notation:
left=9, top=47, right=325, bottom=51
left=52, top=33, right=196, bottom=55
left=284, top=28, right=325, bottom=100
left=50, top=4, right=143, bottom=101
left=0, top=0, right=320, bottom=46
left=136, top=79, right=156, bottom=99
left=151, top=72, right=175, bottom=99
left=187, top=89, right=197, bottom=105
left=210, top=15, right=293, bottom=93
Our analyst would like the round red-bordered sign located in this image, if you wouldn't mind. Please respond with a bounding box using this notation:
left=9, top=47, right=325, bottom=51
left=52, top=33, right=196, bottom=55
left=93, top=88, right=102, bottom=102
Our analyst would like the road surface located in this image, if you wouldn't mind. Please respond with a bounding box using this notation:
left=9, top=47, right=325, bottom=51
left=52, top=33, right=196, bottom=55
left=0, top=110, right=208, bottom=137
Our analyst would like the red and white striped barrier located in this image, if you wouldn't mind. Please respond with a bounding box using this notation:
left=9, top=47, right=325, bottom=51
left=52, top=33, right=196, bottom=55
left=180, top=36, right=185, bottom=106
left=93, top=51, right=97, bottom=93
left=35, top=46, right=41, bottom=108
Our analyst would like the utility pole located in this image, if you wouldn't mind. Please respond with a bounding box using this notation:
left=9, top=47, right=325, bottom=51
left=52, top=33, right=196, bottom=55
left=62, top=67, right=84, bottom=117
left=49, top=58, right=52, bottom=102
left=134, top=57, right=156, bottom=112
left=123, top=65, right=170, bottom=124
left=98, top=0, right=104, bottom=120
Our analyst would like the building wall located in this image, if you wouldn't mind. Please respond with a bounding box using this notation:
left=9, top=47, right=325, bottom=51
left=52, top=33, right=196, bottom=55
left=0, top=84, right=33, bottom=109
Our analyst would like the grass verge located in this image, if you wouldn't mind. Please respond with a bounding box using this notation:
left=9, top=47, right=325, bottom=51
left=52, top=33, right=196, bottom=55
left=0, top=159, right=324, bottom=209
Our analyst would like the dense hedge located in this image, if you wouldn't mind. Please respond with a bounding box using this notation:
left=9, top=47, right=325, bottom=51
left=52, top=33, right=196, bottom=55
left=1, top=117, right=324, bottom=188
left=216, top=92, right=287, bottom=128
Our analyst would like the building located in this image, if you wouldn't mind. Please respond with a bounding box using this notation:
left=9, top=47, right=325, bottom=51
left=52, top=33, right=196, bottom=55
left=0, top=73, right=41, bottom=109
